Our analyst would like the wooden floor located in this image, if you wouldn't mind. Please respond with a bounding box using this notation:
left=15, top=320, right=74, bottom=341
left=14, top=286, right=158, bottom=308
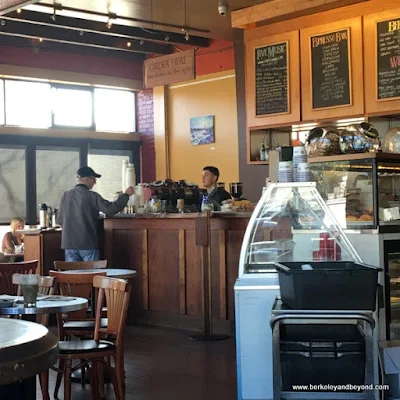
left=37, top=325, right=237, bottom=400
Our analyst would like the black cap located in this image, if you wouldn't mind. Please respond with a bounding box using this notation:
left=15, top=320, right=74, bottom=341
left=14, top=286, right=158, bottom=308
left=77, top=166, right=101, bottom=178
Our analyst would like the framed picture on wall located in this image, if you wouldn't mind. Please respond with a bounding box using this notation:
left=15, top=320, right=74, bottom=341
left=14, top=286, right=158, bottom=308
left=190, top=115, right=215, bottom=145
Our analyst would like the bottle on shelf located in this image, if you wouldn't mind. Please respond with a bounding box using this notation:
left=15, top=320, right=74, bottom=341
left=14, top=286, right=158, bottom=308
left=259, top=142, right=266, bottom=161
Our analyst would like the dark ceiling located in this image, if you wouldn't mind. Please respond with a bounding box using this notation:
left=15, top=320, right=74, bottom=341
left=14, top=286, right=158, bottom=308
left=0, top=0, right=265, bottom=60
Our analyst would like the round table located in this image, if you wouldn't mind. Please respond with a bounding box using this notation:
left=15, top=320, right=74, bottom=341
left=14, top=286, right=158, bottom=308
left=61, top=268, right=137, bottom=279
left=0, top=319, right=58, bottom=400
left=0, top=296, right=88, bottom=399
left=0, top=296, right=88, bottom=316
left=0, top=319, right=58, bottom=385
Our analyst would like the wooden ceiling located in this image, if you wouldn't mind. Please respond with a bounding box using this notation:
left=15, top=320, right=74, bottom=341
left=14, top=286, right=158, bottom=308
left=0, top=0, right=265, bottom=60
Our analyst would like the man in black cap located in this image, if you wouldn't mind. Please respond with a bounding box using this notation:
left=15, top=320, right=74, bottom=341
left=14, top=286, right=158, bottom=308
left=56, top=166, right=134, bottom=261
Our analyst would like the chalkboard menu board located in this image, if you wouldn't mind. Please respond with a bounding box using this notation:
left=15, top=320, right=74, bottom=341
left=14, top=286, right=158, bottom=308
left=255, top=42, right=289, bottom=116
left=377, top=18, right=400, bottom=100
left=311, top=29, right=351, bottom=109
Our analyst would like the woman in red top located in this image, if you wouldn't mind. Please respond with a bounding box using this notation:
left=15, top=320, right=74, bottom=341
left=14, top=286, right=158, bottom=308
left=2, top=217, right=25, bottom=254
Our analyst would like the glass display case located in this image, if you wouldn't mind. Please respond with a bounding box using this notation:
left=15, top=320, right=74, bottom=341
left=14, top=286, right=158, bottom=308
left=308, top=153, right=400, bottom=230
left=383, top=240, right=400, bottom=340
left=238, top=182, right=361, bottom=277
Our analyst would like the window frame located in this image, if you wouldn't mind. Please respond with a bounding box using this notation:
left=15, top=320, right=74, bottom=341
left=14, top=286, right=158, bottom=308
left=4, top=78, right=53, bottom=129
left=0, top=134, right=140, bottom=225
left=1, top=78, right=137, bottom=133
left=94, top=87, right=136, bottom=133
left=0, top=79, right=5, bottom=127
left=51, top=83, right=96, bottom=130
left=0, top=144, right=27, bottom=224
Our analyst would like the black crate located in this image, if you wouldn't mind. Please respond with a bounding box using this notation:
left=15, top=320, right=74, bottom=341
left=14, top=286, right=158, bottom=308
left=275, top=261, right=381, bottom=310
left=281, top=350, right=366, bottom=391
left=280, top=324, right=365, bottom=353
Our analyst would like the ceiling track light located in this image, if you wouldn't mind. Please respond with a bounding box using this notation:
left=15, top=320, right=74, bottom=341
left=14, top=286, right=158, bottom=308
left=165, top=35, right=169, bottom=41
left=16, top=8, right=22, bottom=14
left=106, top=12, right=117, bottom=29
left=50, top=7, right=56, bottom=22
left=34, top=3, right=210, bottom=34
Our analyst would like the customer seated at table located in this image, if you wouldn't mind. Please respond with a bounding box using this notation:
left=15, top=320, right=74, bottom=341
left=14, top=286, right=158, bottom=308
left=2, top=217, right=24, bottom=254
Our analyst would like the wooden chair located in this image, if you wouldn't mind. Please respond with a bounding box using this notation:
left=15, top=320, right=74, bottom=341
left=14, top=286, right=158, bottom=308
left=54, top=260, right=108, bottom=318
left=53, top=260, right=107, bottom=271
left=49, top=270, right=107, bottom=395
left=0, top=260, right=38, bottom=294
left=52, top=275, right=131, bottom=400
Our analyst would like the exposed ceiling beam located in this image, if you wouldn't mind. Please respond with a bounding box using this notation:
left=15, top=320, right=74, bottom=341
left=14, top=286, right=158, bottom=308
left=231, top=0, right=369, bottom=28
left=0, top=16, right=173, bottom=55
left=6, top=9, right=210, bottom=48
left=0, top=35, right=145, bottom=60
left=0, top=1, right=38, bottom=16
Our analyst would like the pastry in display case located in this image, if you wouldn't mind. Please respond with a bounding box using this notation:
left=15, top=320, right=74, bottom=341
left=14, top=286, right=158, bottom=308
left=308, top=153, right=400, bottom=230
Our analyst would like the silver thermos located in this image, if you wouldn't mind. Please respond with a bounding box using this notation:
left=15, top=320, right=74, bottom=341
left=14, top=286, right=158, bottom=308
left=52, top=208, right=58, bottom=227
left=39, top=203, right=52, bottom=228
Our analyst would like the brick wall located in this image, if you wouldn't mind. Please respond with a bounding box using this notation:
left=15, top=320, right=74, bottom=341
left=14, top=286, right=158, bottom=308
left=137, top=89, right=156, bottom=183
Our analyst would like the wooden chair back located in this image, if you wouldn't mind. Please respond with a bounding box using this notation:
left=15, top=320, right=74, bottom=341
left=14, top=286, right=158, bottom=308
left=17, top=276, right=55, bottom=326
left=49, top=270, right=106, bottom=320
left=53, top=260, right=107, bottom=271
left=0, top=260, right=38, bottom=295
left=93, top=276, right=131, bottom=347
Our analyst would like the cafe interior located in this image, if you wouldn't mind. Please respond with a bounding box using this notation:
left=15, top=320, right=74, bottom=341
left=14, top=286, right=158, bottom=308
left=1, top=0, right=400, bottom=399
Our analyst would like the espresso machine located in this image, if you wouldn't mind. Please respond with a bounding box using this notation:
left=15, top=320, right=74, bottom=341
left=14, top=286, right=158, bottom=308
left=229, top=182, right=243, bottom=199
left=147, top=179, right=207, bottom=212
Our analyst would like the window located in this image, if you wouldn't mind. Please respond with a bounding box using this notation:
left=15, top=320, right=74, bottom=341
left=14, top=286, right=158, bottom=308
left=88, top=149, right=132, bottom=201
left=52, top=87, right=93, bottom=127
left=36, top=147, right=80, bottom=211
left=0, top=146, right=26, bottom=223
left=0, top=80, right=4, bottom=125
left=0, top=78, right=137, bottom=133
left=5, top=80, right=52, bottom=128
left=94, top=88, right=135, bottom=133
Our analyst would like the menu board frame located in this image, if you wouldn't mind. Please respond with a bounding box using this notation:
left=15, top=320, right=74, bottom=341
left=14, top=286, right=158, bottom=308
left=245, top=30, right=300, bottom=132
left=310, top=27, right=353, bottom=110
left=254, top=40, right=290, bottom=117
left=376, top=17, right=400, bottom=102
left=364, top=9, right=400, bottom=115
left=300, top=17, right=364, bottom=121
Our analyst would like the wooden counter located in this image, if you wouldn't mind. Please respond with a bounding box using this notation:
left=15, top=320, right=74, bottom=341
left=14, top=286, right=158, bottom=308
left=23, top=229, right=64, bottom=275
left=103, top=213, right=251, bottom=334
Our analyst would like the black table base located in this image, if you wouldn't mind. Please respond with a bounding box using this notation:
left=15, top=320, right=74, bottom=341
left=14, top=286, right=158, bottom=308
left=0, top=377, right=35, bottom=400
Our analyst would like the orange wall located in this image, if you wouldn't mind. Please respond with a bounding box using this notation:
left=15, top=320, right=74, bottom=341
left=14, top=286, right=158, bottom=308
left=167, top=71, right=239, bottom=186
left=174, top=40, right=235, bottom=77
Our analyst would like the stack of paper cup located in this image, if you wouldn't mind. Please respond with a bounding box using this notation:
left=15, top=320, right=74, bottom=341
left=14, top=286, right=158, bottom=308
left=278, top=161, right=294, bottom=182
left=122, top=160, right=128, bottom=192
left=292, top=146, right=307, bottom=181
left=296, top=163, right=313, bottom=182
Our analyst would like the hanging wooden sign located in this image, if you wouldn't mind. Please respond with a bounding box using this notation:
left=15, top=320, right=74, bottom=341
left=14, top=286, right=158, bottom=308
left=143, top=49, right=196, bottom=89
